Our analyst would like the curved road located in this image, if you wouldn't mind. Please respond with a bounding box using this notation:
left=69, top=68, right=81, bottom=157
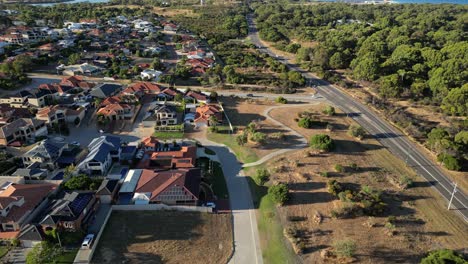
left=247, top=14, right=468, bottom=222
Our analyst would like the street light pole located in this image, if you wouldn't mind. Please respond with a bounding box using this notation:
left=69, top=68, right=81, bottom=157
left=447, top=182, right=458, bottom=210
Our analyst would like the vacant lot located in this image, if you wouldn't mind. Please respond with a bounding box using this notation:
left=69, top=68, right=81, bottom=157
left=92, top=210, right=232, bottom=264
left=257, top=104, right=468, bottom=263
left=205, top=96, right=302, bottom=163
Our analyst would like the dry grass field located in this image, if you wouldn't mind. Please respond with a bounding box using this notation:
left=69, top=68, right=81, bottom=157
left=262, top=104, right=468, bottom=263
left=92, top=210, right=233, bottom=264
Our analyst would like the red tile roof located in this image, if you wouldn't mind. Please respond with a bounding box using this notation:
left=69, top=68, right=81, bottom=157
left=141, top=136, right=159, bottom=149
left=97, top=103, right=131, bottom=116
left=135, top=168, right=200, bottom=202
left=0, top=184, right=56, bottom=225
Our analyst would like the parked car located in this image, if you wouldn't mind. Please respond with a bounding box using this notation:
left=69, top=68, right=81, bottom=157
left=71, top=141, right=80, bottom=147
left=246, top=94, right=254, bottom=97
left=81, top=234, right=95, bottom=249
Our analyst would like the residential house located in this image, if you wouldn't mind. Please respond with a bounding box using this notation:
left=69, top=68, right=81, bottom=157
left=142, top=104, right=178, bottom=127
left=185, top=90, right=208, bottom=103
left=96, top=179, right=119, bottom=204
left=140, top=69, right=163, bottom=81
left=163, top=22, right=178, bottom=33
left=140, top=136, right=161, bottom=152
left=77, top=135, right=121, bottom=175
left=39, top=191, right=100, bottom=232
left=0, top=183, right=56, bottom=243
left=60, top=76, right=95, bottom=90
left=158, top=88, right=182, bottom=100
left=138, top=145, right=196, bottom=170
left=0, top=104, right=32, bottom=125
left=97, top=103, right=133, bottom=120
left=0, top=118, right=47, bottom=146
left=122, top=82, right=163, bottom=100
left=27, top=89, right=56, bottom=108
left=21, top=139, right=67, bottom=168
left=11, top=163, right=48, bottom=180
left=120, top=145, right=137, bottom=163
left=35, top=105, right=67, bottom=125
left=132, top=168, right=201, bottom=205
left=61, top=63, right=102, bottom=76
left=195, top=104, right=223, bottom=125
left=90, top=83, right=122, bottom=99
left=0, top=91, right=31, bottom=108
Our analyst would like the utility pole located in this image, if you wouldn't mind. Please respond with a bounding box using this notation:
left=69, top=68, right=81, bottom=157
left=447, top=182, right=457, bottom=210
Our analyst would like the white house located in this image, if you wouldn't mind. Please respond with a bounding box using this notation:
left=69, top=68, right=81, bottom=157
left=140, top=69, right=163, bottom=81
left=77, top=136, right=121, bottom=176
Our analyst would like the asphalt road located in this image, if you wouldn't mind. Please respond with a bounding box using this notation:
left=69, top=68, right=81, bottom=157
left=197, top=137, right=263, bottom=264
left=246, top=14, right=468, bottom=222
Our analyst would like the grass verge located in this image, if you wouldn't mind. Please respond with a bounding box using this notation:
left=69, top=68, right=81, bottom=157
left=207, top=132, right=258, bottom=164
left=244, top=166, right=297, bottom=264
left=0, top=246, right=9, bottom=259
left=54, top=249, right=79, bottom=263
left=153, top=131, right=185, bottom=140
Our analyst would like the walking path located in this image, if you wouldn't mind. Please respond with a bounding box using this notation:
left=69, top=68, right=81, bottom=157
left=242, top=103, right=319, bottom=168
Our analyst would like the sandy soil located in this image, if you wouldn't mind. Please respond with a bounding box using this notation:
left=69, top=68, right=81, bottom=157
left=264, top=104, right=468, bottom=263
left=92, top=210, right=233, bottom=264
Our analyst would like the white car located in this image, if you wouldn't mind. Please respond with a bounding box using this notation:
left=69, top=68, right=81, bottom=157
left=205, top=202, right=216, bottom=208
left=81, top=234, right=95, bottom=248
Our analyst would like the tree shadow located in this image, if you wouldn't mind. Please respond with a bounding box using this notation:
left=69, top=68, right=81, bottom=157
left=287, top=191, right=335, bottom=206
left=288, top=182, right=326, bottom=191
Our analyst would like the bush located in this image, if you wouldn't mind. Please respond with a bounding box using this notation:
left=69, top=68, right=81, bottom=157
left=320, top=171, right=329, bottom=177
left=327, top=180, right=342, bottom=196
left=255, top=168, right=270, bottom=186
left=236, top=132, right=248, bottom=146
left=298, top=117, right=312, bottom=128
left=349, top=163, right=359, bottom=171
left=348, top=124, right=365, bottom=139
left=437, top=153, right=461, bottom=171
left=333, top=239, right=357, bottom=257
left=275, top=96, right=288, bottom=104
left=334, top=164, right=344, bottom=173
left=309, top=134, right=334, bottom=152
left=268, top=183, right=289, bottom=205
left=399, top=175, right=414, bottom=189
left=323, top=105, right=336, bottom=116
left=421, top=249, right=466, bottom=264
left=250, top=132, right=267, bottom=144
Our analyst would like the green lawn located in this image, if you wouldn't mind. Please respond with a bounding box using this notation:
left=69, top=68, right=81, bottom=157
left=153, top=131, right=185, bottom=140
left=0, top=246, right=9, bottom=259
left=54, top=249, right=79, bottom=264
left=212, top=161, right=229, bottom=199
left=207, top=132, right=258, bottom=164
left=245, top=166, right=297, bottom=264
left=198, top=158, right=229, bottom=199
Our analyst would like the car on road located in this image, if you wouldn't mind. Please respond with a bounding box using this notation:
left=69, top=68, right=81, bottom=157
left=81, top=234, right=95, bottom=249
left=70, top=141, right=80, bottom=147
left=246, top=93, right=254, bottom=97
left=99, top=129, right=105, bottom=134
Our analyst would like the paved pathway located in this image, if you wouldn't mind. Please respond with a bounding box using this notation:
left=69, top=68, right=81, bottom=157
left=242, top=103, right=319, bottom=168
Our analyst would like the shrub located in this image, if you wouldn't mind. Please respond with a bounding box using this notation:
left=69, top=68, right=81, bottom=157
left=348, top=124, right=365, bottom=139
left=275, top=96, right=288, bottom=104
left=421, top=249, right=466, bottom=264
left=268, top=183, right=289, bottom=205
left=320, top=171, right=329, bottom=177
left=208, top=126, right=218, bottom=133
left=309, top=134, right=334, bottom=151
left=399, top=175, right=414, bottom=189
left=333, top=239, right=357, bottom=257
left=236, top=133, right=248, bottom=146
left=437, top=153, right=461, bottom=171
left=327, top=179, right=342, bottom=196
left=255, top=168, right=270, bottom=186
left=250, top=132, right=267, bottom=144
left=349, top=163, right=358, bottom=171
left=298, top=117, right=312, bottom=128
left=334, top=164, right=344, bottom=173
left=323, top=105, right=336, bottom=116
